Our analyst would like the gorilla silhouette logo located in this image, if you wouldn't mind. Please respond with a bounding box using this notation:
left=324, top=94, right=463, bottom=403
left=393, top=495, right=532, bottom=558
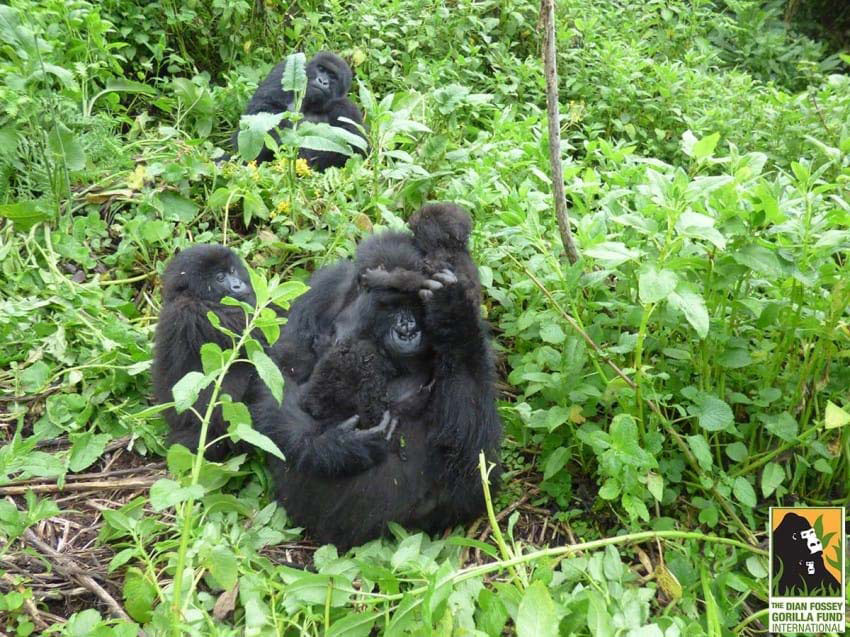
left=772, top=512, right=841, bottom=597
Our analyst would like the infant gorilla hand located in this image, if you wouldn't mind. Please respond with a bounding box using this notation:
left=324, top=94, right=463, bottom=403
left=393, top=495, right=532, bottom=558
left=338, top=411, right=398, bottom=441
left=418, top=268, right=457, bottom=301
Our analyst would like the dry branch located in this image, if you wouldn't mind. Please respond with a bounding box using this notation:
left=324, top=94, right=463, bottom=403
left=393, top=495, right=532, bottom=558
left=540, top=0, right=580, bottom=264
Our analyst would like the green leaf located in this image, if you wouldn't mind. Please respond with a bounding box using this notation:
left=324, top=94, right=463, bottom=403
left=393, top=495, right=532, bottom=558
left=171, top=371, right=211, bottom=413
left=48, top=122, right=86, bottom=171
left=682, top=130, right=720, bottom=161
left=584, top=241, right=641, bottom=266
left=668, top=286, right=709, bottom=339
left=327, top=611, right=379, bottom=637
left=0, top=200, right=50, bottom=231
left=68, top=432, right=110, bottom=472
left=543, top=447, right=570, bottom=480
left=761, top=411, right=798, bottom=442
left=149, top=478, right=204, bottom=511
left=539, top=323, right=565, bottom=344
left=761, top=462, right=784, bottom=497
left=732, top=476, right=756, bottom=507
left=609, top=414, right=656, bottom=468
left=249, top=347, right=284, bottom=404
left=231, top=423, right=285, bottom=460
left=598, top=478, right=620, bottom=500
left=157, top=192, right=199, bottom=223
left=646, top=472, right=663, bottom=501
left=687, top=434, right=713, bottom=470
left=586, top=591, right=614, bottom=637
left=207, top=546, right=238, bottom=590
left=237, top=112, right=285, bottom=161
left=638, top=265, right=678, bottom=304
left=732, top=244, right=783, bottom=277
left=825, top=401, right=850, bottom=429
left=516, top=581, right=558, bottom=637
left=123, top=567, right=156, bottom=623
left=717, top=349, right=752, bottom=369
left=725, top=442, right=748, bottom=462
left=692, top=393, right=733, bottom=432
left=281, top=52, right=307, bottom=93
left=19, top=361, right=50, bottom=392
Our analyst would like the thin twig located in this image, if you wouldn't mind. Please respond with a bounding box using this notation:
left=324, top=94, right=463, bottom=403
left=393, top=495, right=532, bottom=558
left=0, top=478, right=157, bottom=495
left=540, top=0, right=580, bottom=264
left=23, top=528, right=138, bottom=626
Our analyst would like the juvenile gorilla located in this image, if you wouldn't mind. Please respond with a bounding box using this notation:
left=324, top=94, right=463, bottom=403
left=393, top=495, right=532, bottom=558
left=265, top=203, right=502, bottom=548
left=773, top=512, right=841, bottom=596
left=231, top=52, right=367, bottom=170
left=152, top=245, right=261, bottom=459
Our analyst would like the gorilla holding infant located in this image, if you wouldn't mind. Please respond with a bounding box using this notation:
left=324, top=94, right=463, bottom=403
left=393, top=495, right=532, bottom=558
left=153, top=204, right=502, bottom=549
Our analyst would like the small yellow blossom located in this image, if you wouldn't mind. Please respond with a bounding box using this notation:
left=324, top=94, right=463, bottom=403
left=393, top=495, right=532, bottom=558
left=272, top=158, right=289, bottom=173
left=274, top=200, right=291, bottom=217
left=295, top=158, right=311, bottom=177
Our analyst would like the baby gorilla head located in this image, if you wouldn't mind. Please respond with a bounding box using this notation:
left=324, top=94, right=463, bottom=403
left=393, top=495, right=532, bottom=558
left=304, top=52, right=353, bottom=112
left=163, top=244, right=255, bottom=306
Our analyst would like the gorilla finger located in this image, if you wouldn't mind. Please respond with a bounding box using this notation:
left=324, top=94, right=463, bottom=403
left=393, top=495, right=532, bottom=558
left=432, top=269, right=457, bottom=285
left=421, top=279, right=444, bottom=291
left=338, top=414, right=360, bottom=431
left=418, top=289, right=434, bottom=301
left=384, top=417, right=399, bottom=441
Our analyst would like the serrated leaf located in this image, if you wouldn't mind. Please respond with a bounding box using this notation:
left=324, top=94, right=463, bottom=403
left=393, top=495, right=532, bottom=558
left=207, top=546, right=238, bottom=590
left=692, top=393, right=733, bottom=431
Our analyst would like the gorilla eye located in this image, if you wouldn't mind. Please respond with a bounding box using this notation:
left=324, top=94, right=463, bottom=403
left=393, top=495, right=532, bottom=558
left=317, top=65, right=326, bottom=72
left=215, top=272, right=226, bottom=283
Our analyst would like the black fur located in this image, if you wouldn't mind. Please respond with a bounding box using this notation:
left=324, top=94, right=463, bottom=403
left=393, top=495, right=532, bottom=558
left=231, top=52, right=367, bottom=170
left=265, top=203, right=502, bottom=548
left=152, top=245, right=261, bottom=459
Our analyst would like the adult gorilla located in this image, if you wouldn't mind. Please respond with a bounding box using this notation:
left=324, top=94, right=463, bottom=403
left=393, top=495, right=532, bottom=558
left=231, top=52, right=367, bottom=170
left=262, top=204, right=502, bottom=548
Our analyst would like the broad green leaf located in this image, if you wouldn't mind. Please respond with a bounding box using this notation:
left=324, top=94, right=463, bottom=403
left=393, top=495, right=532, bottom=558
left=68, top=432, right=110, bottom=472
left=761, top=411, right=798, bottom=442
left=237, top=112, right=285, bottom=161
left=692, top=393, right=733, bottom=431
left=543, top=447, right=570, bottom=480
left=825, top=401, right=850, bottom=429
left=687, top=434, right=713, bottom=470
left=149, top=478, right=204, bottom=511
left=249, top=347, right=284, bottom=404
left=732, top=244, right=783, bottom=277
left=171, top=371, right=211, bottom=413
left=0, top=200, right=50, bottom=231
left=48, top=122, right=86, bottom=171
left=231, top=423, right=285, bottom=460
left=682, top=130, right=720, bottom=161
left=761, top=462, right=784, bottom=497
left=668, top=286, right=709, bottom=338
left=207, top=546, right=239, bottom=589
left=609, top=414, right=656, bottom=468
left=732, top=476, right=756, bottom=507
left=646, top=472, right=663, bottom=501
left=157, top=192, right=199, bottom=223
left=123, top=567, right=156, bottom=623
left=586, top=591, right=614, bottom=637
left=539, top=323, right=565, bottom=344
left=725, top=442, right=748, bottom=462
left=326, top=611, right=379, bottom=637
left=638, top=265, right=677, bottom=304
left=598, top=478, right=620, bottom=500
left=517, top=582, right=558, bottom=637
left=280, top=52, right=307, bottom=93
left=584, top=241, right=641, bottom=266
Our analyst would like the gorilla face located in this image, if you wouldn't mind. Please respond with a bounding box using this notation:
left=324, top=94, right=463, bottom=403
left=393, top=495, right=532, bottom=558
left=163, top=245, right=256, bottom=306
left=304, top=52, right=353, bottom=111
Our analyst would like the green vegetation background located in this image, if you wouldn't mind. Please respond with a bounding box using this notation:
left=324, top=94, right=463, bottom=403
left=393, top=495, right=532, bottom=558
left=0, top=0, right=848, bottom=634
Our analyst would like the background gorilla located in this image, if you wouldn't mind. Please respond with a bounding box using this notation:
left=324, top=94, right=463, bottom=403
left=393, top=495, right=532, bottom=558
left=773, top=512, right=841, bottom=596
left=231, top=52, right=367, bottom=170
left=152, top=244, right=262, bottom=460
left=263, top=203, right=502, bottom=549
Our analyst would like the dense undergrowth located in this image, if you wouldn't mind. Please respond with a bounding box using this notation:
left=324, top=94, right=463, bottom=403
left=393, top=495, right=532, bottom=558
left=1, top=0, right=849, bottom=634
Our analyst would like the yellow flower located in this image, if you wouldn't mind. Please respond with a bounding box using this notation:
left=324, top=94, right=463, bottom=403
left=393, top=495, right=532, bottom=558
left=275, top=200, right=291, bottom=216
left=272, top=158, right=289, bottom=173
left=295, top=158, right=311, bottom=177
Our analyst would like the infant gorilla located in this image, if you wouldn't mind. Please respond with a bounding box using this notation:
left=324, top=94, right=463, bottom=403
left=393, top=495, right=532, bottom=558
left=299, top=204, right=472, bottom=437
